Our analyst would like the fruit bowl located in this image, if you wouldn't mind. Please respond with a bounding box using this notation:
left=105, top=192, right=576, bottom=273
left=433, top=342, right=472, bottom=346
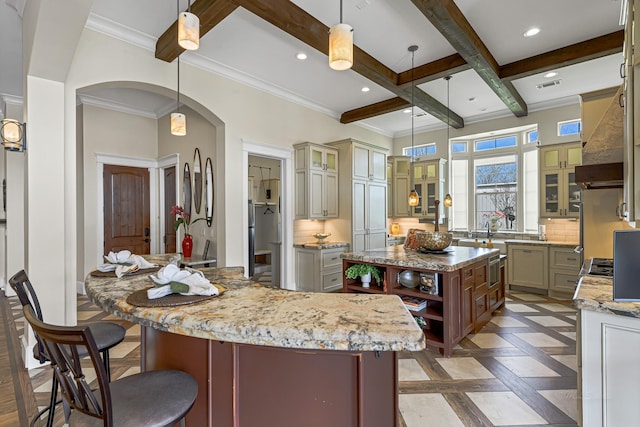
left=311, top=232, right=331, bottom=243
left=415, top=231, right=453, bottom=251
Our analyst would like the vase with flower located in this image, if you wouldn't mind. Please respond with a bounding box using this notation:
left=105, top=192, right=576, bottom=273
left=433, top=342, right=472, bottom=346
left=171, top=205, right=204, bottom=257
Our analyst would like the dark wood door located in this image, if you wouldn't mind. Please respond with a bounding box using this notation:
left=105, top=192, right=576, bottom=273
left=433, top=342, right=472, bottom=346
left=164, top=166, right=177, bottom=253
left=104, top=165, right=150, bottom=255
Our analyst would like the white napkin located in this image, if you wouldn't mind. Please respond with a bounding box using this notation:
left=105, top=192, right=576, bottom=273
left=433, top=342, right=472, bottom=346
left=97, top=250, right=157, bottom=278
left=147, top=264, right=219, bottom=299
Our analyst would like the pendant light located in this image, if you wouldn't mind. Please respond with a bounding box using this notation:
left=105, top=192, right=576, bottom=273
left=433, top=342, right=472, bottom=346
left=329, top=0, right=353, bottom=70
left=178, top=0, right=199, bottom=51
left=443, top=75, right=453, bottom=208
left=171, top=55, right=187, bottom=136
left=408, top=45, right=420, bottom=207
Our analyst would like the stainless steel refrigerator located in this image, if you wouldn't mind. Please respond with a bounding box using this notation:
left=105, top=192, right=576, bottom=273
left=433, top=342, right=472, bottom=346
left=248, top=200, right=255, bottom=277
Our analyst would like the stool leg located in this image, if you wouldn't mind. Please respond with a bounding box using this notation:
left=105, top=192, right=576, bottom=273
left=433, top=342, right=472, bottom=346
left=45, top=374, right=58, bottom=427
left=101, top=349, right=111, bottom=382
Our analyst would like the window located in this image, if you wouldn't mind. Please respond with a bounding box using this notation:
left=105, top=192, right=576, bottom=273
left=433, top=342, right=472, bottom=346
left=450, top=126, right=538, bottom=233
left=558, top=119, right=581, bottom=136
left=452, top=142, right=467, bottom=153
left=404, top=143, right=435, bottom=157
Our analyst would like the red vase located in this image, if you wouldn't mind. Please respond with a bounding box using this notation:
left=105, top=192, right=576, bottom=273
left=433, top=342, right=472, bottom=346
left=182, top=234, right=193, bottom=258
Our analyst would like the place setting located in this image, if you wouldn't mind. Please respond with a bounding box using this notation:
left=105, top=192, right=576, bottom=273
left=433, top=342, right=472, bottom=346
left=126, top=263, right=226, bottom=307
left=90, top=250, right=160, bottom=278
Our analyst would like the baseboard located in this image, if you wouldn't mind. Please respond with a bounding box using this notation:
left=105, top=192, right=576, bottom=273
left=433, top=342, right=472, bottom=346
left=77, top=280, right=86, bottom=295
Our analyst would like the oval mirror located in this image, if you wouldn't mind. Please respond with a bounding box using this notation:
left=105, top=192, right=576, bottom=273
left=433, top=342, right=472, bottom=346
left=205, top=157, right=214, bottom=227
left=193, top=148, right=202, bottom=214
left=183, top=163, right=192, bottom=217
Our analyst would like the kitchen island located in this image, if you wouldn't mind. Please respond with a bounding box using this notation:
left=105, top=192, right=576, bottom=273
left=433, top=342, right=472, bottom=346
left=85, top=254, right=425, bottom=427
left=342, top=245, right=504, bottom=356
left=574, top=270, right=640, bottom=427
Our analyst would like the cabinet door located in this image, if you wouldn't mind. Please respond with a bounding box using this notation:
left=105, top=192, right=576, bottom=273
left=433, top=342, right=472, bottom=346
left=426, top=181, right=437, bottom=216
left=541, top=171, right=561, bottom=216
left=549, top=270, right=578, bottom=293
left=411, top=181, right=425, bottom=217
left=367, top=182, right=387, bottom=232
left=566, top=146, right=582, bottom=168
left=325, top=150, right=338, bottom=173
left=295, top=249, right=318, bottom=291
left=461, top=268, right=474, bottom=336
left=309, top=170, right=325, bottom=218
left=325, top=173, right=339, bottom=217
left=507, top=245, right=548, bottom=289
left=310, top=146, right=325, bottom=171
left=353, top=180, right=367, bottom=235
left=370, top=150, right=387, bottom=181
left=321, top=270, right=343, bottom=292
left=353, top=145, right=371, bottom=180
left=541, top=147, right=562, bottom=170
left=393, top=176, right=411, bottom=217
left=566, top=170, right=581, bottom=216
left=367, top=231, right=388, bottom=250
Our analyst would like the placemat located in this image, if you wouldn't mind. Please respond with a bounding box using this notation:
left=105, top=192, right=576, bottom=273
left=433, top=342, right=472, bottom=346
left=126, top=284, right=226, bottom=307
left=90, top=267, right=159, bottom=278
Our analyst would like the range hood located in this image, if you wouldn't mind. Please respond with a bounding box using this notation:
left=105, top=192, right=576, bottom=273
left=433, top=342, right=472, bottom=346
left=575, top=162, right=623, bottom=189
left=577, top=85, right=624, bottom=189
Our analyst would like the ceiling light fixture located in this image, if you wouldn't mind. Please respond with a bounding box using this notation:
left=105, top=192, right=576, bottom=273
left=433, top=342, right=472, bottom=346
left=329, top=0, right=353, bottom=70
left=296, top=52, right=307, bottom=60
left=178, top=0, right=199, bottom=50
left=524, top=27, right=540, bottom=37
left=0, top=119, right=26, bottom=152
left=361, top=86, right=370, bottom=92
left=544, top=71, right=558, bottom=78
left=408, top=45, right=420, bottom=207
left=171, top=55, right=186, bottom=136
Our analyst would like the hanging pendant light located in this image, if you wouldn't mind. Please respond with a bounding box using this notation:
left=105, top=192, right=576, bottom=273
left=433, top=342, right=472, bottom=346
left=171, top=56, right=187, bottom=136
left=178, top=0, right=199, bottom=51
left=408, top=45, right=419, bottom=207
left=443, top=76, right=453, bottom=209
left=329, top=0, right=353, bottom=70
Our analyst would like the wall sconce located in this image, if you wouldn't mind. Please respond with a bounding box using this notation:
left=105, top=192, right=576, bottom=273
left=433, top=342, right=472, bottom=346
left=444, top=194, right=452, bottom=207
left=1, top=119, right=26, bottom=152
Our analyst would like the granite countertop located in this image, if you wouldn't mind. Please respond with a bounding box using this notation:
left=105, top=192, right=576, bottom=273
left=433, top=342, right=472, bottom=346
left=293, top=242, right=350, bottom=250
left=504, top=240, right=579, bottom=248
left=341, top=245, right=499, bottom=272
left=574, top=265, right=640, bottom=319
left=85, top=254, right=424, bottom=352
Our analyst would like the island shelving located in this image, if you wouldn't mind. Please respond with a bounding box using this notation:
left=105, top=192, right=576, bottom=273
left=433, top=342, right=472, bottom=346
left=342, top=246, right=504, bottom=356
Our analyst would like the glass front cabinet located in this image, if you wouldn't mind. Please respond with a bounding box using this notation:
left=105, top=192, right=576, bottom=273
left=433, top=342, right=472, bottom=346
left=411, top=159, right=446, bottom=220
left=539, top=143, right=582, bottom=218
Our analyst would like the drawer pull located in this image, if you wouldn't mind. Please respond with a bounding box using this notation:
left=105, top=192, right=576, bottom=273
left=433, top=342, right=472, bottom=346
left=567, top=258, right=577, bottom=261
left=331, top=278, right=338, bottom=282
left=522, top=250, right=532, bottom=253
left=331, top=257, right=338, bottom=261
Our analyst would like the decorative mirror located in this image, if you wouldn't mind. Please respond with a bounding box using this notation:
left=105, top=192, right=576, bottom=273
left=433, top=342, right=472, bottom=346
left=205, top=157, right=214, bottom=227
left=183, top=163, right=192, bottom=217
left=193, top=148, right=202, bottom=214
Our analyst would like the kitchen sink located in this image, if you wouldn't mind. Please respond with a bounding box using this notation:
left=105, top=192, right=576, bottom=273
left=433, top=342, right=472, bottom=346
left=454, top=238, right=507, bottom=254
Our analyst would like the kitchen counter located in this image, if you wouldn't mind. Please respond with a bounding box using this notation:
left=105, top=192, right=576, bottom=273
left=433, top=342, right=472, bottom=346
left=505, top=239, right=579, bottom=248
left=293, top=241, right=349, bottom=250
left=341, top=245, right=499, bottom=272
left=85, top=254, right=424, bottom=426
left=574, top=269, right=640, bottom=318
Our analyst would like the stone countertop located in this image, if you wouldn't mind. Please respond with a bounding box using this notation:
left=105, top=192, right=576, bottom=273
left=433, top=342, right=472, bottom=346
left=85, top=254, right=424, bottom=352
left=341, top=245, right=499, bottom=272
left=293, top=242, right=350, bottom=250
left=574, top=269, right=640, bottom=320
left=504, top=240, right=579, bottom=248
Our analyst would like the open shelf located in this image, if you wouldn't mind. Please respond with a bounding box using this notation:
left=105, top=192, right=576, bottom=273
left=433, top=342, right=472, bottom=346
left=406, top=302, right=444, bottom=321
left=393, top=285, right=443, bottom=302
left=345, top=284, right=385, bottom=294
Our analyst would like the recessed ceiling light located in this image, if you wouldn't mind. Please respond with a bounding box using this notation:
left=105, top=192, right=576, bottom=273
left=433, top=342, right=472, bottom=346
left=524, top=27, right=540, bottom=37
left=403, top=109, right=412, bottom=114
left=544, top=71, right=558, bottom=78
left=296, top=52, right=307, bottom=60
left=361, top=86, right=370, bottom=92
left=468, top=97, right=476, bottom=102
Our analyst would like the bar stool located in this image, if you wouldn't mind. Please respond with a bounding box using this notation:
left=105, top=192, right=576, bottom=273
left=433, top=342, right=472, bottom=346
left=9, top=270, right=126, bottom=427
left=23, top=305, right=198, bottom=427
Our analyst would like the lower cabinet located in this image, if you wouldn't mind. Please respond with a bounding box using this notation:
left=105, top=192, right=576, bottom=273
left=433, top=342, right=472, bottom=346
left=295, top=246, right=347, bottom=292
left=507, top=243, right=579, bottom=296
left=343, top=258, right=504, bottom=357
left=579, top=309, right=640, bottom=426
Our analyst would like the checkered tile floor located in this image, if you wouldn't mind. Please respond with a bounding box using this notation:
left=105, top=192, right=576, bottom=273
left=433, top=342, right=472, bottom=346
left=8, top=291, right=577, bottom=426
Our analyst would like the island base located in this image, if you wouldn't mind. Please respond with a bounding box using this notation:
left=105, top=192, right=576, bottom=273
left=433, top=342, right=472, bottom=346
left=142, top=327, right=400, bottom=426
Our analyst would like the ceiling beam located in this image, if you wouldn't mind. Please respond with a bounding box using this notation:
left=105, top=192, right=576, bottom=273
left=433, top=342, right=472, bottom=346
left=397, top=53, right=469, bottom=88
left=410, top=0, right=528, bottom=117
left=340, top=97, right=410, bottom=124
left=500, top=31, right=624, bottom=81
left=155, top=0, right=239, bottom=62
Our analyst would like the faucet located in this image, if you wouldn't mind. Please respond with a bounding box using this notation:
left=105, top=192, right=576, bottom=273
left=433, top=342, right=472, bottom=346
left=486, top=222, right=493, bottom=239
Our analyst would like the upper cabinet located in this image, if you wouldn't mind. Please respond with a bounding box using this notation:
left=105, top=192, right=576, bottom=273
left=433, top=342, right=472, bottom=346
left=411, top=158, right=446, bottom=220
left=387, top=156, right=411, bottom=218
left=294, top=142, right=339, bottom=220
left=539, top=142, right=582, bottom=218
left=351, top=143, right=387, bottom=182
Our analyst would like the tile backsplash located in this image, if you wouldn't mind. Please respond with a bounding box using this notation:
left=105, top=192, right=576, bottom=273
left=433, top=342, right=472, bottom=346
left=540, top=218, right=580, bottom=243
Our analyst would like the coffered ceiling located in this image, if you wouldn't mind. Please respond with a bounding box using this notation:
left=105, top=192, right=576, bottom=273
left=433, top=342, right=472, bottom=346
left=5, top=0, right=627, bottom=137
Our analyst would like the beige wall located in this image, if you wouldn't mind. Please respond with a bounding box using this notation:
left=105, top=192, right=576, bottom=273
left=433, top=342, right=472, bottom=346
left=81, top=104, right=158, bottom=276
left=158, top=106, right=217, bottom=257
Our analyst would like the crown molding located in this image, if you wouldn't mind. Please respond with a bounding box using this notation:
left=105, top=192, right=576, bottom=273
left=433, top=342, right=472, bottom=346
left=85, top=13, right=156, bottom=52
left=78, top=94, right=160, bottom=119
left=1, top=94, right=24, bottom=107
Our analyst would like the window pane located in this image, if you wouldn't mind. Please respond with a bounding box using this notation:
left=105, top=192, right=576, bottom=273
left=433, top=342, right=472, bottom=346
left=475, top=136, right=516, bottom=151
left=558, top=120, right=581, bottom=136
left=475, top=157, right=517, bottom=230
left=496, top=136, right=517, bottom=148
left=452, top=142, right=467, bottom=153
left=451, top=159, right=468, bottom=230
left=476, top=139, right=495, bottom=151
left=523, top=150, right=539, bottom=231
left=527, top=130, right=538, bottom=144
left=405, top=143, right=435, bottom=157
